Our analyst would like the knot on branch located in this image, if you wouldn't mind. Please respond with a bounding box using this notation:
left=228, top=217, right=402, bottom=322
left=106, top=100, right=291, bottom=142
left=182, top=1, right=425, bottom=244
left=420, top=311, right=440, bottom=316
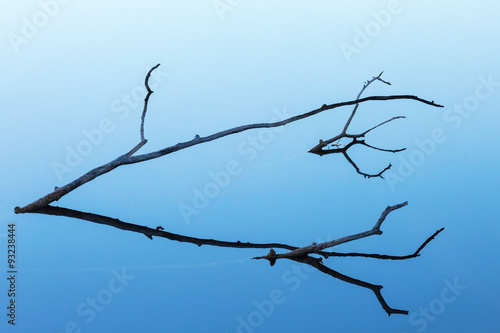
left=267, top=249, right=277, bottom=266
left=255, top=249, right=278, bottom=266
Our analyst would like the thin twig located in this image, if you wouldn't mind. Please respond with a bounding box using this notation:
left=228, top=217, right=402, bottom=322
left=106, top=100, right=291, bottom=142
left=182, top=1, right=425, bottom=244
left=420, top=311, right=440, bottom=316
left=342, top=151, right=393, bottom=179
left=342, top=72, right=391, bottom=134
left=140, top=63, right=160, bottom=141
left=321, top=228, right=445, bottom=260
left=126, top=139, right=148, bottom=157
left=360, top=116, right=406, bottom=136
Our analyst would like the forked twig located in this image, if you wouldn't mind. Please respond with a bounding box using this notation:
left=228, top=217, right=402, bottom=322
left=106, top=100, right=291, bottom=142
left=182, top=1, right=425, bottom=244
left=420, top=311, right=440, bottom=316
left=322, top=228, right=444, bottom=260
left=309, top=72, right=418, bottom=179
left=252, top=202, right=408, bottom=262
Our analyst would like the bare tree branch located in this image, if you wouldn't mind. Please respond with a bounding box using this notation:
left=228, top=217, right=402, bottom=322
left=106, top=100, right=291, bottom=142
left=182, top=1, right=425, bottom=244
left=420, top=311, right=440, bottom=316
left=11, top=66, right=445, bottom=317
left=125, top=94, right=441, bottom=165
left=27, top=204, right=442, bottom=263
left=252, top=202, right=408, bottom=261
left=14, top=69, right=442, bottom=215
left=32, top=205, right=298, bottom=250
left=308, top=73, right=424, bottom=178
left=27, top=203, right=442, bottom=316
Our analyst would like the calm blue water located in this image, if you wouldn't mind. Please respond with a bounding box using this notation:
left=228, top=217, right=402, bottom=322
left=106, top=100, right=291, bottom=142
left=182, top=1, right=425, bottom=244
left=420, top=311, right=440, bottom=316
left=1, top=1, right=499, bottom=332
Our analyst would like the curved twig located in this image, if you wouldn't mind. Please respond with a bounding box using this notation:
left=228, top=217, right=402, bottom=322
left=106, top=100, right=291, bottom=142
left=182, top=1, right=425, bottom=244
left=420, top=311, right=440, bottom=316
left=342, top=71, right=392, bottom=134
left=140, top=63, right=160, bottom=141
left=343, top=151, right=393, bottom=179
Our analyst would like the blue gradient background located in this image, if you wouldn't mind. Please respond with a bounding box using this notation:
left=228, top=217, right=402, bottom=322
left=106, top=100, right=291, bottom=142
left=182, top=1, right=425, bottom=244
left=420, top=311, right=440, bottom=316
left=1, top=1, right=499, bottom=332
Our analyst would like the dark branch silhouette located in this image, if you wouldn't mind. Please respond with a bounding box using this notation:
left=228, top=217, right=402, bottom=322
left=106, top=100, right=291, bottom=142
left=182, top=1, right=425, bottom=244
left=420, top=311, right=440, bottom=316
left=32, top=205, right=297, bottom=250
left=321, top=227, right=445, bottom=260
left=289, top=256, right=409, bottom=315
left=30, top=203, right=442, bottom=315
left=14, top=67, right=442, bottom=214
left=140, top=63, right=160, bottom=142
left=309, top=72, right=414, bottom=178
left=251, top=201, right=410, bottom=261
left=13, top=65, right=445, bottom=316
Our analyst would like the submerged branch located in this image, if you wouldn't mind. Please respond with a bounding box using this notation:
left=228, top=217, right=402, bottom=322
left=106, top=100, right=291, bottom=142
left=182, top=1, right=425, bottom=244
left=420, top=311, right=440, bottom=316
left=32, top=205, right=298, bottom=250
left=290, top=256, right=408, bottom=316
left=27, top=204, right=442, bottom=264
left=29, top=203, right=442, bottom=316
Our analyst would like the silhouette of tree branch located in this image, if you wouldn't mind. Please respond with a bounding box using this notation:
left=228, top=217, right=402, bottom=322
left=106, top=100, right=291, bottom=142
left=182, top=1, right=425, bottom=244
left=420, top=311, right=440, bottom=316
left=14, top=67, right=442, bottom=214
left=322, top=227, right=445, bottom=260
left=140, top=63, right=160, bottom=142
left=12, top=66, right=445, bottom=316
left=252, top=202, right=409, bottom=262
left=28, top=203, right=442, bottom=316
left=289, top=256, right=409, bottom=316
left=32, top=205, right=298, bottom=250
left=309, top=72, right=422, bottom=179
left=28, top=204, right=442, bottom=261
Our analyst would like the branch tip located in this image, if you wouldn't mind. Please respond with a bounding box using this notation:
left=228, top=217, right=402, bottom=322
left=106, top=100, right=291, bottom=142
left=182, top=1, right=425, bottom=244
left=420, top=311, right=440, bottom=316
left=140, top=64, right=161, bottom=142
